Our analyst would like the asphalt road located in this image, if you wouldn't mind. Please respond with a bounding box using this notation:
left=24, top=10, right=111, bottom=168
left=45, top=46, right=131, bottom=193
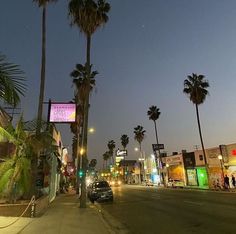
left=96, top=185, right=236, bottom=234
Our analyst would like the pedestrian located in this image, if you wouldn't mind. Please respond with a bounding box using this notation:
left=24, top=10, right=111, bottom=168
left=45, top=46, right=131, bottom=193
left=232, top=175, right=236, bottom=188
left=224, top=175, right=230, bottom=189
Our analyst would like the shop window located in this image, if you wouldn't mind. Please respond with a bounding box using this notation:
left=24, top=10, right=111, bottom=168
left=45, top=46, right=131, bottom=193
left=199, top=155, right=203, bottom=161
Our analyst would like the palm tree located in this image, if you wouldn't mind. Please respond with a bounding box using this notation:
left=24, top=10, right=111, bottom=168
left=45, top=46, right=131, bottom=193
left=120, top=134, right=129, bottom=182
left=183, top=73, right=209, bottom=173
left=33, top=0, right=57, bottom=135
left=147, top=106, right=163, bottom=184
left=70, top=63, right=97, bottom=194
left=134, top=125, right=145, bottom=183
left=121, top=134, right=129, bottom=150
left=107, top=140, right=115, bottom=165
left=102, top=151, right=110, bottom=169
left=134, top=125, right=145, bottom=153
left=0, top=53, right=26, bottom=107
left=68, top=0, right=110, bottom=207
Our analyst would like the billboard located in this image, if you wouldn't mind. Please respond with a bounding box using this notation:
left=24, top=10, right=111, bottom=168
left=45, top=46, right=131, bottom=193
left=49, top=103, right=76, bottom=123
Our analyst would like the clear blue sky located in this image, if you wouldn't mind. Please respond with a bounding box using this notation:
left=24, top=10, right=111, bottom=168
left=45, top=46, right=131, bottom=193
left=1, top=0, right=236, bottom=167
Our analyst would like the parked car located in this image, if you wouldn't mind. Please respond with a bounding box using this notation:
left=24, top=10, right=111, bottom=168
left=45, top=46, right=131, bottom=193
left=167, top=179, right=184, bottom=188
left=87, top=180, right=113, bottom=203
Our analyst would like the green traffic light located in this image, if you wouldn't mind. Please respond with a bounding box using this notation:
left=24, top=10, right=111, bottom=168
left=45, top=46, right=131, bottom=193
left=79, top=170, right=83, bottom=177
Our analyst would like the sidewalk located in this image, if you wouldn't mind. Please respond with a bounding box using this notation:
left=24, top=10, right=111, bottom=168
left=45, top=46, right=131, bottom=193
left=0, top=192, right=114, bottom=234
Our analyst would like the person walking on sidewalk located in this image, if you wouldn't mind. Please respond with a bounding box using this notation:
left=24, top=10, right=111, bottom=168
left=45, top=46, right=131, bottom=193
left=224, top=175, right=230, bottom=189
left=231, top=175, right=235, bottom=188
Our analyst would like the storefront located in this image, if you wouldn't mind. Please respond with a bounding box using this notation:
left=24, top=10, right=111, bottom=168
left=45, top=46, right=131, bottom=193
left=162, top=154, right=186, bottom=185
left=186, top=169, right=198, bottom=186
left=196, top=167, right=208, bottom=187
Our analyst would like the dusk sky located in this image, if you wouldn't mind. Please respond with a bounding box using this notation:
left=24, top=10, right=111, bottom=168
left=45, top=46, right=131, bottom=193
left=1, top=1, right=236, bottom=167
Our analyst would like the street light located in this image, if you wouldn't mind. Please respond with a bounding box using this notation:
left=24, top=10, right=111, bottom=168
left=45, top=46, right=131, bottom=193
left=89, top=127, right=95, bottom=133
left=218, top=155, right=224, bottom=184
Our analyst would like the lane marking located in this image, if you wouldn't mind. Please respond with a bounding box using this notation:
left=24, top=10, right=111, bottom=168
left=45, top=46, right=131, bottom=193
left=184, top=200, right=203, bottom=206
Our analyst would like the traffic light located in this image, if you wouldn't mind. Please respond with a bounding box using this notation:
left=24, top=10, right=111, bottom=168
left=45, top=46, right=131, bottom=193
left=78, top=170, right=83, bottom=178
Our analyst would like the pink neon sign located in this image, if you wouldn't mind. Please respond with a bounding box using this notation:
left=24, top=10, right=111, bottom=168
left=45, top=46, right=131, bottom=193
left=49, top=103, right=76, bottom=123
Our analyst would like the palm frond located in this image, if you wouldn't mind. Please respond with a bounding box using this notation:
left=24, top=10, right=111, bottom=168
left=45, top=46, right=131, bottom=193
left=0, top=167, right=14, bottom=193
left=0, top=53, right=26, bottom=107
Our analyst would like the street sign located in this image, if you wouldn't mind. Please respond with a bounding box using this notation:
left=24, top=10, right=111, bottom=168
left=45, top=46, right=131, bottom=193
left=152, top=144, right=164, bottom=151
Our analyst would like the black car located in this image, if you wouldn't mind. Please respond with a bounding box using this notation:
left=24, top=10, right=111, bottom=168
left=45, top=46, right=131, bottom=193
left=87, top=180, right=113, bottom=203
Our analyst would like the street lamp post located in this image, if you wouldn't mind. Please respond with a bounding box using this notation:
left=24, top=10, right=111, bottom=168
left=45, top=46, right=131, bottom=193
left=218, top=155, right=224, bottom=186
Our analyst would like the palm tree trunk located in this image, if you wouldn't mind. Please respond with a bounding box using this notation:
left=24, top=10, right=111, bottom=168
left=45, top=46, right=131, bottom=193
left=32, top=6, right=46, bottom=197
left=80, top=35, right=91, bottom=208
left=195, top=104, right=209, bottom=180
left=154, top=121, right=165, bottom=186
left=123, top=147, right=126, bottom=183
left=36, top=6, right=46, bottom=136
left=139, top=143, right=143, bottom=183
left=76, top=127, right=81, bottom=194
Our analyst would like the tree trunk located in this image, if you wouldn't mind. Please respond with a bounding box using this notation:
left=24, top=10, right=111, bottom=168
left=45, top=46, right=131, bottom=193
left=80, top=35, right=91, bottom=208
left=32, top=6, right=46, bottom=197
left=123, top=147, right=126, bottom=183
left=154, top=120, right=164, bottom=185
left=36, top=6, right=46, bottom=136
left=139, top=143, right=142, bottom=183
left=195, top=104, right=209, bottom=180
left=76, top=128, right=81, bottom=194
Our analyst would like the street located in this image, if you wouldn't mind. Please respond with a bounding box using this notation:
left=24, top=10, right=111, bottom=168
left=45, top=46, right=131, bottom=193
left=97, top=185, right=236, bottom=234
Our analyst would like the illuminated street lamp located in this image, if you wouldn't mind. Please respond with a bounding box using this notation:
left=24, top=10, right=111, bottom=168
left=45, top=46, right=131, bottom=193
left=218, top=155, right=224, bottom=182
left=80, top=148, right=85, bottom=155
left=89, top=127, right=95, bottom=133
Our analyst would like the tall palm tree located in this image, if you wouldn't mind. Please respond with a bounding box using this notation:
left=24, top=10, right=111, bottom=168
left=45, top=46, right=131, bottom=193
left=33, top=0, right=57, bottom=135
left=107, top=140, right=115, bottom=165
left=32, top=0, right=57, bottom=197
left=70, top=63, right=97, bottom=194
left=68, top=0, right=110, bottom=208
left=120, top=134, right=129, bottom=182
left=147, top=106, right=163, bottom=184
left=134, top=125, right=145, bottom=183
left=183, top=73, right=209, bottom=172
left=0, top=53, right=26, bottom=107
